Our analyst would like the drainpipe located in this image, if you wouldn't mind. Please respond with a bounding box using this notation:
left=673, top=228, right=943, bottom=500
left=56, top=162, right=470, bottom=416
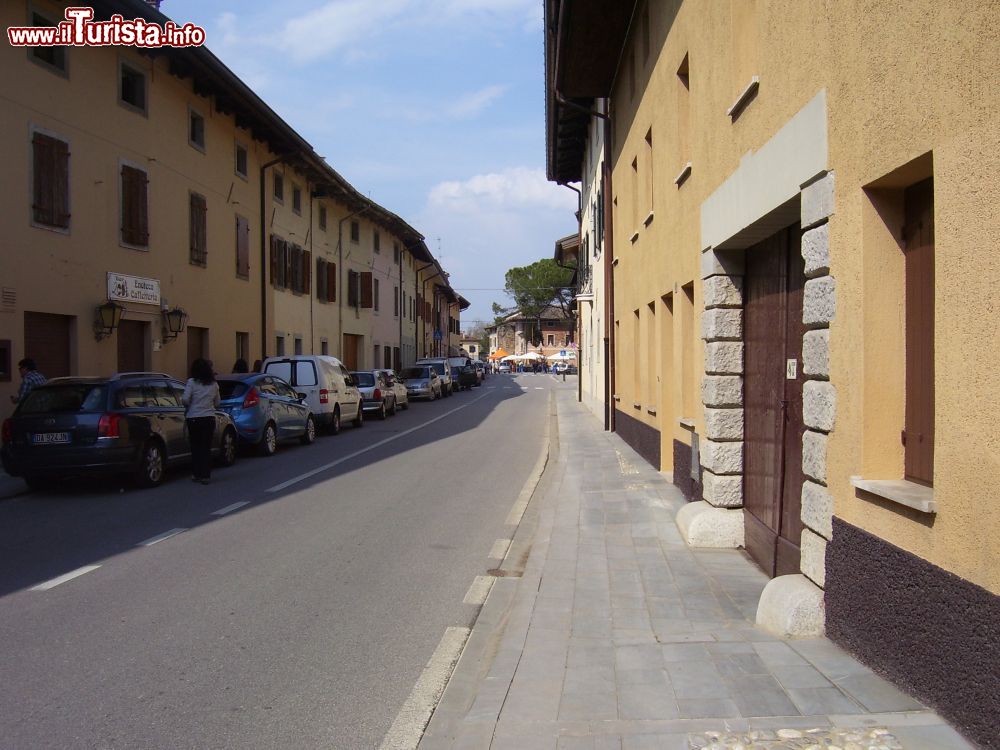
left=603, top=103, right=616, bottom=433
left=308, top=188, right=315, bottom=353
left=259, top=155, right=289, bottom=361
left=415, top=261, right=434, bottom=359
left=557, top=180, right=583, bottom=404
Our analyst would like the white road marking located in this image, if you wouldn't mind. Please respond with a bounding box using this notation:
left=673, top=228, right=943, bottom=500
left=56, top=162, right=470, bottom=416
left=378, top=626, right=471, bottom=750
left=463, top=575, right=496, bottom=605
left=535, top=387, right=543, bottom=390
left=489, top=538, right=511, bottom=560
left=211, top=501, right=250, bottom=516
left=31, top=565, right=102, bottom=591
left=138, top=528, right=186, bottom=547
left=267, top=390, right=492, bottom=493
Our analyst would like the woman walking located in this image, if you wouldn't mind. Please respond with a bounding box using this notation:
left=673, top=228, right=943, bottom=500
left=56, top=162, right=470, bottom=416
left=182, top=358, right=220, bottom=485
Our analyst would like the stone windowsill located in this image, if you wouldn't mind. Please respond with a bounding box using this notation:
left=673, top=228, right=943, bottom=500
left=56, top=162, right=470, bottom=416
left=643, top=211, right=654, bottom=227
left=612, top=394, right=621, bottom=403
left=646, top=407, right=657, bottom=416
left=674, top=162, right=692, bottom=187
left=679, top=418, right=696, bottom=430
left=629, top=230, right=640, bottom=244
left=727, top=75, right=760, bottom=118
left=633, top=402, right=641, bottom=410
left=850, top=477, right=936, bottom=514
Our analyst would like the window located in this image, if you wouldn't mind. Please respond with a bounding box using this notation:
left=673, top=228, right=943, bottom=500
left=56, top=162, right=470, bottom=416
left=119, top=61, right=146, bottom=114
left=316, top=257, right=337, bottom=303
left=189, top=108, right=205, bottom=151
left=273, top=173, right=284, bottom=203
left=319, top=205, right=327, bottom=231
left=321, top=340, right=329, bottom=356
left=292, top=185, right=301, bottom=215
left=547, top=334, right=554, bottom=346
left=393, top=286, right=399, bottom=317
left=189, top=192, right=207, bottom=265
left=361, top=272, right=374, bottom=308
left=269, top=237, right=310, bottom=293
left=348, top=270, right=360, bottom=307
left=235, top=142, right=248, bottom=178
left=384, top=348, right=392, bottom=370
left=31, top=131, right=70, bottom=229
left=275, top=335, right=285, bottom=356
left=350, top=220, right=360, bottom=243
left=235, top=215, right=250, bottom=278
left=374, top=230, right=381, bottom=253
left=121, top=164, right=148, bottom=247
left=374, top=278, right=380, bottom=311
left=902, top=177, right=935, bottom=485
left=28, top=12, right=66, bottom=75
left=393, top=243, right=400, bottom=264
left=374, top=345, right=381, bottom=368
left=294, top=337, right=303, bottom=356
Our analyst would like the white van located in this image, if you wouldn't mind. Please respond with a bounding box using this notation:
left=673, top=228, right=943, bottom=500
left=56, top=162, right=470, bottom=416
left=261, top=355, right=364, bottom=433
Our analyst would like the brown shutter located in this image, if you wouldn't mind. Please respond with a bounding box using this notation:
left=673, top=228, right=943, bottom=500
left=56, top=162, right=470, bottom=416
left=328, top=262, right=337, bottom=302
left=32, top=133, right=55, bottom=226
left=304, top=250, right=311, bottom=294
left=121, top=165, right=148, bottom=246
left=360, top=271, right=374, bottom=308
left=189, top=193, right=207, bottom=265
left=269, top=235, right=279, bottom=287
left=283, top=241, right=293, bottom=290
left=316, top=257, right=326, bottom=300
left=236, top=216, right=250, bottom=277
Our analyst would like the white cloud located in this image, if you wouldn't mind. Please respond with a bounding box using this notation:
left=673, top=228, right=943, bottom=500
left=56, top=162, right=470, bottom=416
left=275, top=0, right=411, bottom=63
left=447, top=84, right=508, bottom=118
left=428, top=167, right=576, bottom=213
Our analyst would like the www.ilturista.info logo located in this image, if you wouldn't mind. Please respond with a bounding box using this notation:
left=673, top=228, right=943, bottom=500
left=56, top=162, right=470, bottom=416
left=7, top=7, right=205, bottom=49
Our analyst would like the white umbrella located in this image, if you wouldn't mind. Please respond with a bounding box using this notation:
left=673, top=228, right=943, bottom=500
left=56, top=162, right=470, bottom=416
left=521, top=352, right=544, bottom=360
left=546, top=352, right=576, bottom=361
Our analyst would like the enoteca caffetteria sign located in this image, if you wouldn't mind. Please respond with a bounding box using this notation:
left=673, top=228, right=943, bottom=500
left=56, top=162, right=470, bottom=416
left=107, top=272, right=160, bottom=306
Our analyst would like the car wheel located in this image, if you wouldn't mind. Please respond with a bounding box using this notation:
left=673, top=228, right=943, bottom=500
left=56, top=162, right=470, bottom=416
left=260, top=422, right=278, bottom=456
left=377, top=403, right=387, bottom=420
left=402, top=397, right=409, bottom=410
left=389, top=398, right=397, bottom=416
left=330, top=406, right=341, bottom=435
left=300, top=415, right=316, bottom=445
left=352, top=405, right=364, bottom=428
left=218, top=428, right=238, bottom=467
left=24, top=475, right=53, bottom=492
left=135, top=439, right=165, bottom=487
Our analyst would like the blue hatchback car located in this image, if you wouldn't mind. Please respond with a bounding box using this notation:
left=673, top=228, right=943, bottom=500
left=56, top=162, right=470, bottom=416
left=217, top=373, right=316, bottom=456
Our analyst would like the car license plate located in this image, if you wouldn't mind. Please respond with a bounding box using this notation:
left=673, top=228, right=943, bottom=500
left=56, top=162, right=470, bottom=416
left=32, top=432, right=70, bottom=445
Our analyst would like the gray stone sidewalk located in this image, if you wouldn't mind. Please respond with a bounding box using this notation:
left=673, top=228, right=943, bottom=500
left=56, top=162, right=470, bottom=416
left=419, top=388, right=976, bottom=750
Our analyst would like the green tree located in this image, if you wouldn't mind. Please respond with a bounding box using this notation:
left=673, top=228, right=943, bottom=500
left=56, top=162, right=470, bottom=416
left=503, top=258, right=575, bottom=346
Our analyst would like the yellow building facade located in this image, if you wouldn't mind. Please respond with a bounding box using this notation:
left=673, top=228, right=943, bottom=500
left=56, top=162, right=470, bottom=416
left=1, top=0, right=456, bottom=398
left=546, top=1, right=999, bottom=744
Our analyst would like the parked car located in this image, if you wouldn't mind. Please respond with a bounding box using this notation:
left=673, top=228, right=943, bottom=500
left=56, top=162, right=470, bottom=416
left=555, top=361, right=578, bottom=375
left=351, top=371, right=396, bottom=419
left=376, top=369, right=409, bottom=410
left=261, top=355, right=363, bottom=433
left=217, top=373, right=316, bottom=455
left=415, top=358, right=453, bottom=396
left=498, top=363, right=512, bottom=374
left=473, top=361, right=487, bottom=381
left=399, top=366, right=441, bottom=400
left=1, top=373, right=238, bottom=489
left=452, top=365, right=478, bottom=391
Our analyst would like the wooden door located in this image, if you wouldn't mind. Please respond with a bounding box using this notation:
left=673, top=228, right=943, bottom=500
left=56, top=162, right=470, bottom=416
left=116, top=319, right=147, bottom=373
left=743, top=224, right=806, bottom=578
left=186, top=326, right=208, bottom=368
left=342, top=334, right=361, bottom=371
left=23, top=311, right=71, bottom=378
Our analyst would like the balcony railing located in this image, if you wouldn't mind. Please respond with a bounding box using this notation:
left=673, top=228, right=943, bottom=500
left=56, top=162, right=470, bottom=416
left=575, top=263, right=593, bottom=297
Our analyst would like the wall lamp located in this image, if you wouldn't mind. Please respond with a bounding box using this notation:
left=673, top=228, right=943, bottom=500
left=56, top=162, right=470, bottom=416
left=94, top=301, right=125, bottom=340
left=162, top=307, right=188, bottom=341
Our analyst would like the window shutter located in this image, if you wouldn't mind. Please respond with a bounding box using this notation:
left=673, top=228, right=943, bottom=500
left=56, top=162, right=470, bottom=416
left=190, top=193, right=207, bottom=265
left=304, top=250, right=311, bottom=294
left=121, top=165, right=148, bottom=246
left=328, top=262, right=337, bottom=302
left=53, top=138, right=69, bottom=227
left=317, top=257, right=326, bottom=301
left=136, top=169, right=149, bottom=245
left=236, top=216, right=250, bottom=277
left=269, top=235, right=279, bottom=287
left=360, top=271, right=374, bottom=308
left=32, top=133, right=55, bottom=226
left=283, top=241, right=293, bottom=290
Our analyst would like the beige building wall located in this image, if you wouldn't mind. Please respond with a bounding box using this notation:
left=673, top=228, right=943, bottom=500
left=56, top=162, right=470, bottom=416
left=0, top=1, right=264, bottom=398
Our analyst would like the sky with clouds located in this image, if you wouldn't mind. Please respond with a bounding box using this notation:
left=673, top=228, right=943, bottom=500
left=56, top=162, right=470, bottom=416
left=161, top=0, right=578, bottom=330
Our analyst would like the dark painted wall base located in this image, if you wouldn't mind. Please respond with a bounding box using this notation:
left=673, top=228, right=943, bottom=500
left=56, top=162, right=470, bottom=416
left=672, top=438, right=702, bottom=501
left=614, top=408, right=660, bottom=470
left=826, top=517, right=999, bottom=750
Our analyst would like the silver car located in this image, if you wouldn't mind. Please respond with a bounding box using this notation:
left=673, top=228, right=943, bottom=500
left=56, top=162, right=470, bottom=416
left=351, top=371, right=397, bottom=420
left=376, top=369, right=409, bottom=411
left=399, top=366, right=442, bottom=401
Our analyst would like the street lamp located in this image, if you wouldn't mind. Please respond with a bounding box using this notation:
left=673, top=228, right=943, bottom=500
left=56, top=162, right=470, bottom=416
left=94, top=301, right=125, bottom=340
left=162, top=306, right=188, bottom=341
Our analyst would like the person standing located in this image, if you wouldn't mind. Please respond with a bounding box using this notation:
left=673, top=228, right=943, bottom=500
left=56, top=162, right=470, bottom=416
left=10, top=358, right=46, bottom=405
left=182, top=358, right=220, bottom=485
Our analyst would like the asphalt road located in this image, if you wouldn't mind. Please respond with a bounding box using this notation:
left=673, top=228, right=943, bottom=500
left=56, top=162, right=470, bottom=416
left=0, top=372, right=565, bottom=749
